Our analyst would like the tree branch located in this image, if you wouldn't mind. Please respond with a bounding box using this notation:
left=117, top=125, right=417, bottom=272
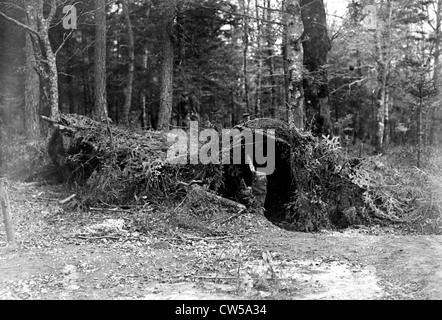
left=196, top=5, right=286, bottom=26
left=54, top=29, right=75, bottom=56
left=0, top=9, right=40, bottom=37
left=46, top=0, right=57, bottom=22
left=330, top=78, right=375, bottom=95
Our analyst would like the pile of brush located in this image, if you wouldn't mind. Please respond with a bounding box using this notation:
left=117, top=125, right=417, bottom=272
left=41, top=114, right=403, bottom=232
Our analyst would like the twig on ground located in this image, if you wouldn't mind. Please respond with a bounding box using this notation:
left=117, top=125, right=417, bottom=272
left=76, top=235, right=120, bottom=241
left=59, top=194, right=76, bottom=205
left=190, top=185, right=247, bottom=211
left=192, top=276, right=238, bottom=280
left=89, top=207, right=133, bottom=214
left=217, top=209, right=246, bottom=225
left=168, top=196, right=188, bottom=217
left=159, top=234, right=246, bottom=243
left=182, top=234, right=246, bottom=241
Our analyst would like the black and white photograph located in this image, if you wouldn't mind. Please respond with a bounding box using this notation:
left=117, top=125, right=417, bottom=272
left=0, top=0, right=442, bottom=304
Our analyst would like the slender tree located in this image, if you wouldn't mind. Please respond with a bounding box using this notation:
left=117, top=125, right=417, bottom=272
left=255, top=0, right=263, bottom=117
left=283, top=0, right=304, bottom=128
left=157, top=0, right=176, bottom=131
left=374, top=0, right=392, bottom=152
left=94, top=0, right=108, bottom=120
left=430, top=0, right=442, bottom=145
left=122, top=0, right=135, bottom=127
left=265, top=0, right=277, bottom=117
left=24, top=5, right=40, bottom=138
left=240, top=0, right=251, bottom=114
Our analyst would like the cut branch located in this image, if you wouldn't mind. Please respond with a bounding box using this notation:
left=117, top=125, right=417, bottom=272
left=190, top=185, right=247, bottom=211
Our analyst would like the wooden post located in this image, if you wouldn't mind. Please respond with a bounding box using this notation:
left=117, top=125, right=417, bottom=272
left=0, top=178, right=15, bottom=245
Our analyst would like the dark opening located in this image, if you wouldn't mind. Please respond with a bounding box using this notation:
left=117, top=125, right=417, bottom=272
left=263, top=140, right=293, bottom=222
left=220, top=137, right=294, bottom=224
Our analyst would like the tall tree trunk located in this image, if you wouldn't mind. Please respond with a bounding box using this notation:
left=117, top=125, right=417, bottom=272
left=282, top=0, right=290, bottom=121
left=376, top=68, right=387, bottom=152
left=0, top=0, right=25, bottom=134
left=0, top=0, right=63, bottom=135
left=30, top=0, right=60, bottom=121
left=42, top=27, right=60, bottom=121
left=382, top=2, right=393, bottom=151
left=284, top=0, right=304, bottom=129
left=240, top=0, right=251, bottom=114
left=383, top=90, right=391, bottom=147
left=300, top=0, right=331, bottom=135
left=81, top=30, right=90, bottom=116
left=94, top=0, right=108, bottom=120
left=122, top=0, right=134, bottom=127
left=157, top=0, right=175, bottom=131
left=265, top=0, right=277, bottom=118
left=141, top=47, right=149, bottom=129
left=417, top=89, right=423, bottom=168
left=431, top=0, right=442, bottom=145
left=24, top=5, right=40, bottom=138
left=255, top=0, right=262, bottom=117
left=66, top=59, right=76, bottom=114
left=231, top=86, right=237, bottom=126
left=373, top=2, right=392, bottom=153
left=24, top=0, right=60, bottom=121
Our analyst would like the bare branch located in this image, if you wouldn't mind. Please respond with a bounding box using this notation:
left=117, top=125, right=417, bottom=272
left=0, top=1, right=26, bottom=13
left=54, top=29, right=75, bottom=56
left=0, top=9, right=40, bottom=37
left=46, top=0, right=57, bottom=22
left=256, top=5, right=285, bottom=13
left=330, top=78, right=375, bottom=95
left=192, top=5, right=286, bottom=26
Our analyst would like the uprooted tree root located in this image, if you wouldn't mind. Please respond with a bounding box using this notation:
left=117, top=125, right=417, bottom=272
left=40, top=114, right=409, bottom=232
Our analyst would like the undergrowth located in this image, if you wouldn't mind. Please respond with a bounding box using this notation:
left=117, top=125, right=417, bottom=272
left=282, top=133, right=370, bottom=232
left=4, top=115, right=442, bottom=235
left=0, top=135, right=49, bottom=179
left=358, top=146, right=442, bottom=235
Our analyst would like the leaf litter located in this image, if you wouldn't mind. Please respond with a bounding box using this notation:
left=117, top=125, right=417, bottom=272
left=1, top=181, right=442, bottom=299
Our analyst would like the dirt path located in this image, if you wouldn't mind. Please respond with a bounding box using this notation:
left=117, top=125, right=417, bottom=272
left=1, top=218, right=442, bottom=300
left=251, top=227, right=442, bottom=299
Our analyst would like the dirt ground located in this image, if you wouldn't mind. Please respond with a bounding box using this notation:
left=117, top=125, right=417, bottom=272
left=1, top=182, right=442, bottom=300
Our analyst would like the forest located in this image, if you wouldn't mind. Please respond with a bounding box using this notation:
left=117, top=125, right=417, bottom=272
left=1, top=0, right=442, bottom=229
left=1, top=0, right=441, bottom=150
left=1, top=0, right=442, bottom=301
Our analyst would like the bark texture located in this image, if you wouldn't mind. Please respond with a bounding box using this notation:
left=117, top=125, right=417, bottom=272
left=94, top=0, right=108, bottom=120
left=157, top=0, right=175, bottom=131
left=300, top=0, right=331, bottom=136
